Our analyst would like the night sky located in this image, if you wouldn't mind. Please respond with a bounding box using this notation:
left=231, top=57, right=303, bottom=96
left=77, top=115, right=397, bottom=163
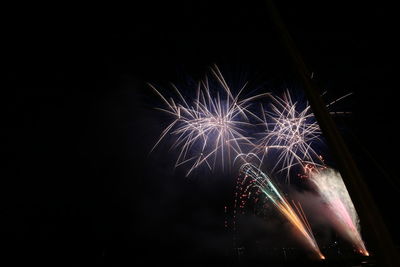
left=3, top=1, right=399, bottom=266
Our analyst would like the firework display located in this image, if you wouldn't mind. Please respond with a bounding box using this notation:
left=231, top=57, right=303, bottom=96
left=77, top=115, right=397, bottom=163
left=150, top=66, right=367, bottom=261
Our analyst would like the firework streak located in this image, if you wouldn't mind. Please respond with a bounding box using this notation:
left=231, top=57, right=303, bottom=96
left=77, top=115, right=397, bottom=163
left=308, top=168, right=368, bottom=256
left=240, top=163, right=325, bottom=259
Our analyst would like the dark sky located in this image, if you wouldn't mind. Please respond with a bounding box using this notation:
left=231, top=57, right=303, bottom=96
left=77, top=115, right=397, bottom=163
left=3, top=1, right=399, bottom=266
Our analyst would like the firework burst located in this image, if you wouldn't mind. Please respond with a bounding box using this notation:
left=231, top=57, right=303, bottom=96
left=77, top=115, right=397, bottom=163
left=255, top=91, right=323, bottom=180
left=150, top=65, right=268, bottom=176
left=254, top=90, right=352, bottom=180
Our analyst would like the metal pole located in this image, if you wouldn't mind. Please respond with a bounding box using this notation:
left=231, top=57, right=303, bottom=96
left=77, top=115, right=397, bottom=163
left=265, top=1, right=400, bottom=266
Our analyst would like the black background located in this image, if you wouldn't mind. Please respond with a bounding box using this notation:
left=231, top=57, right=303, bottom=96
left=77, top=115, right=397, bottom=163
left=3, top=1, right=399, bottom=265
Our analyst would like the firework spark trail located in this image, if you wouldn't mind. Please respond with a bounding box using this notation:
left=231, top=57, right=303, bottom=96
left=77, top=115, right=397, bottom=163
left=150, top=65, right=268, bottom=176
left=308, top=168, right=369, bottom=256
left=240, top=163, right=325, bottom=259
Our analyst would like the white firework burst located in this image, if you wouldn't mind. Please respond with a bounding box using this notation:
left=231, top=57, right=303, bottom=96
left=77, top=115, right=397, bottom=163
left=150, top=65, right=268, bottom=176
left=256, top=90, right=324, bottom=180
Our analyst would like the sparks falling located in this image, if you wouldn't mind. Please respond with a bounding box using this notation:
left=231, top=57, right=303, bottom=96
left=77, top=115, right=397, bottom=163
left=240, top=163, right=325, bottom=260
left=150, top=65, right=268, bottom=176
left=308, top=168, right=368, bottom=256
